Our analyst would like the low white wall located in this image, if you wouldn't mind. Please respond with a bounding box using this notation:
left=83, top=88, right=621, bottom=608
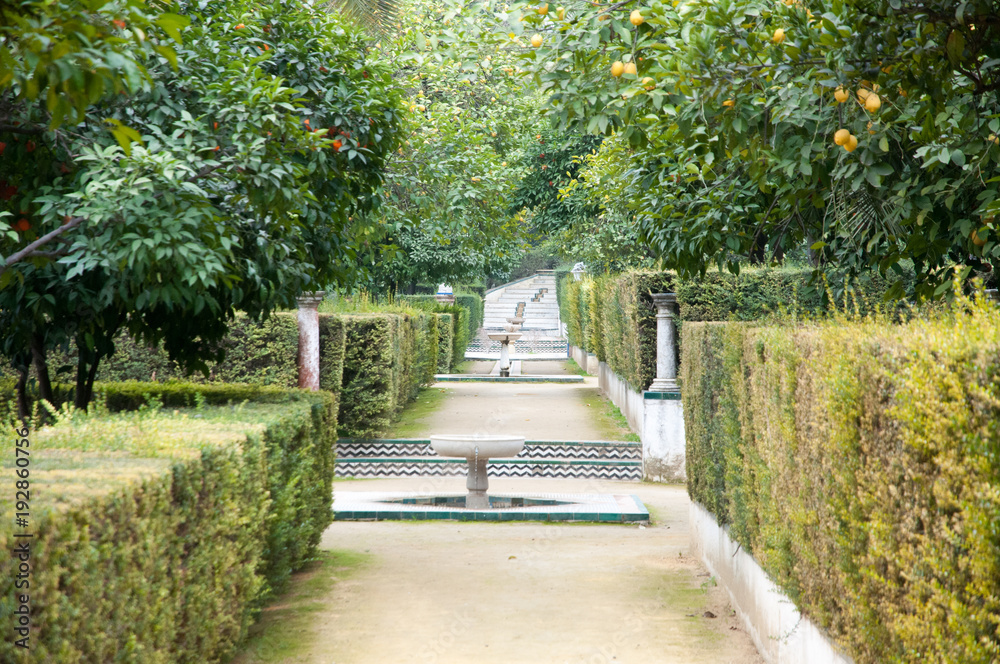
left=597, top=361, right=644, bottom=439
left=690, top=501, right=854, bottom=664
left=569, top=345, right=599, bottom=376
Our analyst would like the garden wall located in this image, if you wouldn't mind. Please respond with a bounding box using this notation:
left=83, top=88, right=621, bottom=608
left=680, top=296, right=1000, bottom=663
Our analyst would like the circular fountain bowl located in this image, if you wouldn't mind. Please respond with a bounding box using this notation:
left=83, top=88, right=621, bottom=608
left=430, top=434, right=525, bottom=459
left=486, top=331, right=522, bottom=342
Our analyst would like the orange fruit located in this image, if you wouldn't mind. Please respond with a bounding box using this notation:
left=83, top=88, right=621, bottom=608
left=624, top=62, right=637, bottom=76
left=611, top=61, right=624, bottom=77
left=844, top=135, right=859, bottom=152
left=834, top=128, right=850, bottom=146
left=772, top=28, right=786, bottom=43
left=531, top=34, right=543, bottom=48
left=538, top=3, right=548, bottom=15
left=630, top=10, right=644, bottom=26
left=834, top=87, right=849, bottom=103
left=864, top=93, right=881, bottom=112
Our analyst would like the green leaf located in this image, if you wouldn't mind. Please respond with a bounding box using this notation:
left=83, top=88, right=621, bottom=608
left=155, top=13, right=190, bottom=44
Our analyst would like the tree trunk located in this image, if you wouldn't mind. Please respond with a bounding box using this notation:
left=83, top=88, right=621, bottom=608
left=15, top=368, right=28, bottom=421
left=749, top=230, right=768, bottom=265
left=30, top=332, right=54, bottom=405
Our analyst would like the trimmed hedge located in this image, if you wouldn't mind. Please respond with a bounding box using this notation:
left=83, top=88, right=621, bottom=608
left=397, top=295, right=476, bottom=372
left=681, top=298, right=1000, bottom=663
left=336, top=311, right=437, bottom=438
left=559, top=267, right=908, bottom=391
left=0, top=383, right=336, bottom=663
left=436, top=313, right=454, bottom=373
left=52, top=314, right=300, bottom=387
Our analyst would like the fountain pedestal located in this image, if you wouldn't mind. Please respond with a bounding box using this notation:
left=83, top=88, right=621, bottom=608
left=430, top=434, right=526, bottom=508
left=487, top=328, right=522, bottom=378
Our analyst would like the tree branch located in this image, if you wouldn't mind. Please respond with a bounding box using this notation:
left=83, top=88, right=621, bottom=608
left=0, top=123, right=47, bottom=136
left=2, top=216, right=83, bottom=272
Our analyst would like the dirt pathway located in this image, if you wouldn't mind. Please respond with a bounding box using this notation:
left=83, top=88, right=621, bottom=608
left=302, top=478, right=763, bottom=664
left=398, top=376, right=620, bottom=441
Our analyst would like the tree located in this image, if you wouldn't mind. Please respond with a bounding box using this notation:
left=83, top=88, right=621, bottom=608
left=501, top=0, right=999, bottom=298
left=1, top=0, right=402, bottom=412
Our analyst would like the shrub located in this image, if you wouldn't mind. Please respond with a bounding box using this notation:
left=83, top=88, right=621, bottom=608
left=559, top=267, right=909, bottom=391
left=0, top=383, right=336, bottom=663
left=43, top=314, right=300, bottom=387
left=680, top=295, right=1000, bottom=663
left=436, top=313, right=454, bottom=373
left=337, top=311, right=436, bottom=437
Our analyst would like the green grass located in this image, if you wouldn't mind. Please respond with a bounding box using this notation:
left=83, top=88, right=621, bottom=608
left=226, top=549, right=371, bottom=664
left=385, top=386, right=452, bottom=438
left=1, top=399, right=297, bottom=519
left=565, top=358, right=589, bottom=376
left=577, top=388, right=640, bottom=442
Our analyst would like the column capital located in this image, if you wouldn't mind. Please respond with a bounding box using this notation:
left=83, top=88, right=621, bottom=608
left=296, top=291, right=326, bottom=309
left=651, top=292, right=678, bottom=316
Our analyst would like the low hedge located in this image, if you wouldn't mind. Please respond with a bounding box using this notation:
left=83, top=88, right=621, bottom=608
left=681, top=297, right=1000, bottom=663
left=559, top=267, right=908, bottom=392
left=0, top=383, right=336, bottom=663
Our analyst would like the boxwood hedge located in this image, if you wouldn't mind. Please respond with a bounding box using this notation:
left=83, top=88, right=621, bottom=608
left=681, top=295, right=1000, bottom=663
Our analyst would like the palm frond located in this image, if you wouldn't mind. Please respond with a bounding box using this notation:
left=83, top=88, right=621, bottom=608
left=327, top=0, right=401, bottom=39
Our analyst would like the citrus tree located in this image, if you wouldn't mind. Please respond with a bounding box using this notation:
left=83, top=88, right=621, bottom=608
left=1, top=0, right=402, bottom=411
left=504, top=0, right=999, bottom=298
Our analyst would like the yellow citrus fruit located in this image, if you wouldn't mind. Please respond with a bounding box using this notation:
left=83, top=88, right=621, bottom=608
left=723, top=99, right=735, bottom=108
left=834, top=87, right=849, bottom=103
left=417, top=104, right=425, bottom=111
left=630, top=10, right=644, bottom=26
left=538, top=3, right=548, bottom=15
left=773, top=28, right=786, bottom=43
left=556, top=6, right=565, bottom=19
left=989, top=134, right=1000, bottom=145
left=844, top=134, right=859, bottom=152
left=865, top=93, right=882, bottom=112
left=531, top=34, right=543, bottom=47
left=624, top=61, right=637, bottom=76
left=611, top=61, right=625, bottom=77
left=642, top=77, right=656, bottom=90
left=857, top=88, right=870, bottom=103
left=834, top=128, right=850, bottom=146
left=972, top=229, right=987, bottom=247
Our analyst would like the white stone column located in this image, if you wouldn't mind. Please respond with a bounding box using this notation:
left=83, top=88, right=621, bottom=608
left=297, top=292, right=325, bottom=391
left=648, top=293, right=679, bottom=393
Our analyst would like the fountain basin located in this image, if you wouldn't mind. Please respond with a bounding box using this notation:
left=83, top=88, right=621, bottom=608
left=430, top=434, right=525, bottom=459
left=486, top=331, right=522, bottom=342
left=430, top=434, right=525, bottom=509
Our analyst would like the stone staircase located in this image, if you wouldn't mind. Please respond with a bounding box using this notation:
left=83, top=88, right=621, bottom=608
left=336, top=438, right=642, bottom=481
left=483, top=272, right=560, bottom=332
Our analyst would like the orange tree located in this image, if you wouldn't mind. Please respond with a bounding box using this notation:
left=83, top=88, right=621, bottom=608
left=492, top=0, right=1000, bottom=299
left=0, top=0, right=401, bottom=411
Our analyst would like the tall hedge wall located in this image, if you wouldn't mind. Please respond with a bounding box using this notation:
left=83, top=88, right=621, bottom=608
left=0, top=383, right=336, bottom=663
left=337, top=311, right=438, bottom=438
left=681, top=298, right=1000, bottom=663
left=559, top=267, right=907, bottom=392
left=397, top=294, right=481, bottom=367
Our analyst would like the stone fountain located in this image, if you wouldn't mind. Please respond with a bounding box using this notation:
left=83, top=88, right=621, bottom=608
left=430, top=434, right=526, bottom=509
left=487, top=322, right=522, bottom=377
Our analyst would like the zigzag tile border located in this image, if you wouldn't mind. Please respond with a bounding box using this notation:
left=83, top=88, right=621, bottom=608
left=337, top=439, right=642, bottom=460
left=335, top=458, right=642, bottom=481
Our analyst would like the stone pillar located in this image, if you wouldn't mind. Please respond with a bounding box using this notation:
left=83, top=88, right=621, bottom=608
left=297, top=292, right=325, bottom=391
left=648, top=293, right=679, bottom=393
